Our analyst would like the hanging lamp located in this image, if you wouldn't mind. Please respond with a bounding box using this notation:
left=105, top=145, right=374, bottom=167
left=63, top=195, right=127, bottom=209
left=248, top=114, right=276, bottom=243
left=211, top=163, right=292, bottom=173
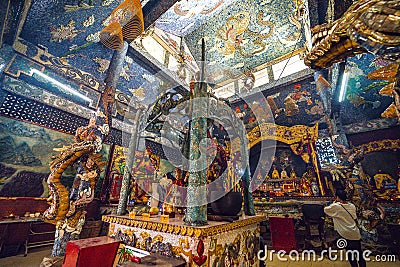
left=100, top=0, right=144, bottom=50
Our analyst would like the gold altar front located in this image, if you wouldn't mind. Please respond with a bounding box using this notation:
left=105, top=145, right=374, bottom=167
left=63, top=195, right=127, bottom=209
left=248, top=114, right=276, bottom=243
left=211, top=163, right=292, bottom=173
left=103, top=215, right=265, bottom=266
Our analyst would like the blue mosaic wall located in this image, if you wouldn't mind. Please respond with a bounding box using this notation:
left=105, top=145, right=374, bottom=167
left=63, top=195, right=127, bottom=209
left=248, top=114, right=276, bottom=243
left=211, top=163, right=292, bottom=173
left=19, top=0, right=164, bottom=101
left=184, top=0, right=305, bottom=82
left=155, top=0, right=238, bottom=36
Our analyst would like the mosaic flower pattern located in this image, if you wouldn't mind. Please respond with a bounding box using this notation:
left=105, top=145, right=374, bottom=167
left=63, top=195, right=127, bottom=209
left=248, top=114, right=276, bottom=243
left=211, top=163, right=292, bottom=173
left=49, top=20, right=84, bottom=42
left=19, top=0, right=167, bottom=105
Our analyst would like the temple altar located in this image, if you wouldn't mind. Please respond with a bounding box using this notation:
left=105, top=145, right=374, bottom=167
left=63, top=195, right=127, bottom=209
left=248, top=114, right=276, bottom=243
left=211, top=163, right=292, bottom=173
left=103, top=214, right=265, bottom=266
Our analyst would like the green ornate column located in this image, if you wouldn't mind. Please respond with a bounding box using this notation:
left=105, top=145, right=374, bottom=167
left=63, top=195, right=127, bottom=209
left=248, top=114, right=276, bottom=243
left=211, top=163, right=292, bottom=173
left=117, top=109, right=143, bottom=215
left=242, top=167, right=255, bottom=216
left=185, top=39, right=208, bottom=226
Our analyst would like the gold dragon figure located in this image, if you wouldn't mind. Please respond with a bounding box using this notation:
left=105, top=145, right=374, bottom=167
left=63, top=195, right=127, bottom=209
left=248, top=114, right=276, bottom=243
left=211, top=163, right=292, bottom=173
left=304, top=0, right=400, bottom=69
left=44, top=101, right=110, bottom=257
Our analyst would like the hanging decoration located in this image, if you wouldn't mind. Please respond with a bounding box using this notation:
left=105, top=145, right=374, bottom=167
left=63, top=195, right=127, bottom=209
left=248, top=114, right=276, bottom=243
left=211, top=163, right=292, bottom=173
left=100, top=0, right=144, bottom=50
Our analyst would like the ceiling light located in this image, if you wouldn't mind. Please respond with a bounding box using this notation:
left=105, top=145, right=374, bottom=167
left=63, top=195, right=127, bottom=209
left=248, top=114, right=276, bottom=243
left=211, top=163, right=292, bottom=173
left=30, top=69, right=92, bottom=103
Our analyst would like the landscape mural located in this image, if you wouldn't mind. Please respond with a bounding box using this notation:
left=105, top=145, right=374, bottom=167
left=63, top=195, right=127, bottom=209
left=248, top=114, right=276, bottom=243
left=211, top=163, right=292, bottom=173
left=0, top=117, right=110, bottom=197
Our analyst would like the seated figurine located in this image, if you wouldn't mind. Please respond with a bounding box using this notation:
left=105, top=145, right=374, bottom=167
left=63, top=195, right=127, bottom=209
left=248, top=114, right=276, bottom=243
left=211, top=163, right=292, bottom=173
left=290, top=167, right=297, bottom=179
left=281, top=170, right=289, bottom=179
left=271, top=165, right=280, bottom=179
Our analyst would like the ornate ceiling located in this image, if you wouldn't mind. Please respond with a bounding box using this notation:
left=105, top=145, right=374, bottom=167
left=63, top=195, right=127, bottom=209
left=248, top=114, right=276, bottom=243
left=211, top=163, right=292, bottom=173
left=184, top=0, right=305, bottom=82
left=155, top=0, right=237, bottom=36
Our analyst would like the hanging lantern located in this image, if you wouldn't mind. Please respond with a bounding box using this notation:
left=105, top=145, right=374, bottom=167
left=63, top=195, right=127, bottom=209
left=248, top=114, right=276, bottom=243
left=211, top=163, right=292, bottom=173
left=100, top=21, right=124, bottom=50
left=100, top=0, right=144, bottom=50
left=114, top=0, right=144, bottom=41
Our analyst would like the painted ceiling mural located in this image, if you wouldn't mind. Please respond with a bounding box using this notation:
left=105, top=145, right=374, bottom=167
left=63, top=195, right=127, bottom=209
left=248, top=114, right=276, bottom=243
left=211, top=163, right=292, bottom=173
left=340, top=53, right=395, bottom=126
left=184, top=0, right=304, bottom=83
left=155, top=0, right=238, bottom=36
left=231, top=76, right=325, bottom=128
left=19, top=0, right=162, bottom=103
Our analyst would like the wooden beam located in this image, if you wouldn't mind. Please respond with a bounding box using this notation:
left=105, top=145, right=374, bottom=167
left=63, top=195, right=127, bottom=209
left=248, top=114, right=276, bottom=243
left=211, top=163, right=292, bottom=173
left=142, top=0, right=180, bottom=30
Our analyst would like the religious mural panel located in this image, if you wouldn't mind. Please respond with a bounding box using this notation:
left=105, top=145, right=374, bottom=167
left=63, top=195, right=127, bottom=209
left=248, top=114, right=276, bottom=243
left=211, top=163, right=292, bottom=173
left=231, top=76, right=324, bottom=128
left=108, top=145, right=155, bottom=203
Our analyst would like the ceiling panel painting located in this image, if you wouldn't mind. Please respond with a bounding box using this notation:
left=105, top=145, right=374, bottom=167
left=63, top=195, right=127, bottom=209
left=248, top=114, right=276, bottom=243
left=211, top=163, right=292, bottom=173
left=18, top=0, right=165, bottom=103
left=184, top=0, right=304, bottom=83
left=155, top=0, right=238, bottom=36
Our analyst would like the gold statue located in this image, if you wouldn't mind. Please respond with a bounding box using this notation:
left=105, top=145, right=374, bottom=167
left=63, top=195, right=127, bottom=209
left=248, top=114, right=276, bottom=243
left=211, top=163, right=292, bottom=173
left=271, top=165, right=280, bottom=179
left=281, top=170, right=289, bottom=179
left=290, top=166, right=297, bottom=179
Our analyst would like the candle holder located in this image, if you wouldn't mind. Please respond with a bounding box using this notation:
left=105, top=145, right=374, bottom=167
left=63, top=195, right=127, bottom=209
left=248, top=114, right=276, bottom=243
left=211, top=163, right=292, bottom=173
left=129, top=211, right=136, bottom=219
left=162, top=203, right=175, bottom=218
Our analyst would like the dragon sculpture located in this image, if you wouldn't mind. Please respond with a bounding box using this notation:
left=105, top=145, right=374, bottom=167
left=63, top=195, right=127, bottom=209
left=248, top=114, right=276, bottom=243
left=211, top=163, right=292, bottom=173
left=44, top=84, right=115, bottom=257
left=42, top=0, right=144, bottom=258
left=304, top=0, right=400, bottom=70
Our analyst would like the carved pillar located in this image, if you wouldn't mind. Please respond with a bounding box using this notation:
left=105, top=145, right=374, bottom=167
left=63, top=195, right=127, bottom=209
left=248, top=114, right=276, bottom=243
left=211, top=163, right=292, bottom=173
left=117, top=109, right=143, bottom=215
left=185, top=39, right=208, bottom=226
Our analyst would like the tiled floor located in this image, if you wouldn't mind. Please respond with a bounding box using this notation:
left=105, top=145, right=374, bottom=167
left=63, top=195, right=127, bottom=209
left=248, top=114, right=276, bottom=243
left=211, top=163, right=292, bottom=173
left=0, top=246, right=398, bottom=266
left=0, top=246, right=53, bottom=267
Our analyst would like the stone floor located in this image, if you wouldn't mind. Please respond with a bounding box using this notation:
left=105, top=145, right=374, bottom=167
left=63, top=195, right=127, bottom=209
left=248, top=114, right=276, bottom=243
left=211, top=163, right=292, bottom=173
left=0, top=246, right=398, bottom=266
left=0, top=246, right=53, bottom=267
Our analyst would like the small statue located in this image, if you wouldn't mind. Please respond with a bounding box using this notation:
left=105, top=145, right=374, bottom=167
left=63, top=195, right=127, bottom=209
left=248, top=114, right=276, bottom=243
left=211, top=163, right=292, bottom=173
left=290, top=166, right=297, bottom=179
left=281, top=169, right=289, bottom=179
left=300, top=178, right=313, bottom=196
left=311, top=178, right=320, bottom=196
left=302, top=166, right=316, bottom=182
left=271, top=165, right=280, bottom=179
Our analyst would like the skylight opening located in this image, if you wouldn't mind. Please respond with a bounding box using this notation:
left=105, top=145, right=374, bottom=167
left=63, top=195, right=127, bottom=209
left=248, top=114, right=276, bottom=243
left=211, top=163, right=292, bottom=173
left=213, top=82, right=235, bottom=98
left=253, top=68, right=269, bottom=88
left=271, top=54, right=308, bottom=80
